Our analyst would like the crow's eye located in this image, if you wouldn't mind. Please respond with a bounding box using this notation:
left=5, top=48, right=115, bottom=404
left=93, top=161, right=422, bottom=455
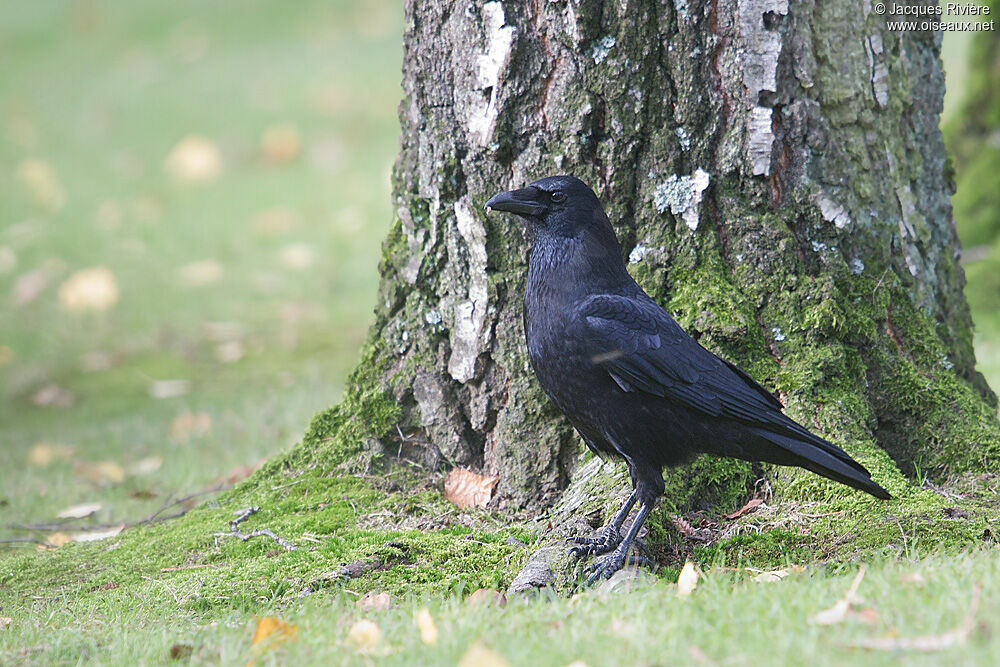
left=551, top=191, right=566, bottom=203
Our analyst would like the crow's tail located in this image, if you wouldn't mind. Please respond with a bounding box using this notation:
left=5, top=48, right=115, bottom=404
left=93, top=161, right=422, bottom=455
left=747, top=427, right=891, bottom=500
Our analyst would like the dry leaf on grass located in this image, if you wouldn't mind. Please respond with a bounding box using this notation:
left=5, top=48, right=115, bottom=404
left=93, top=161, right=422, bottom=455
left=0, top=246, right=16, bottom=276
left=71, top=525, right=124, bottom=543
left=458, top=643, right=510, bottom=667
left=169, top=644, right=194, bottom=660
left=752, top=569, right=790, bottom=583
left=278, top=243, right=315, bottom=270
left=58, top=267, right=119, bottom=313
left=177, top=259, right=223, bottom=287
left=809, top=567, right=867, bottom=625
left=216, top=340, right=244, bottom=363
left=170, top=412, right=211, bottom=440
left=725, top=497, right=764, bottom=519
left=467, top=588, right=507, bottom=607
left=260, top=124, right=302, bottom=164
left=130, top=456, right=163, bottom=476
left=16, top=158, right=65, bottom=211
left=249, top=616, right=297, bottom=662
left=347, top=619, right=382, bottom=650
left=416, top=608, right=438, bottom=645
left=677, top=561, right=699, bottom=596
left=149, top=379, right=191, bottom=399
left=42, top=532, right=73, bottom=549
left=31, top=384, right=75, bottom=408
left=0, top=617, right=11, bottom=630
left=13, top=264, right=62, bottom=306
left=444, top=468, right=499, bottom=509
left=74, top=460, right=125, bottom=485
left=164, top=135, right=221, bottom=183
left=356, top=591, right=391, bottom=611
left=252, top=208, right=298, bottom=236
left=56, top=502, right=102, bottom=519
left=28, top=442, right=75, bottom=467
left=847, top=584, right=982, bottom=652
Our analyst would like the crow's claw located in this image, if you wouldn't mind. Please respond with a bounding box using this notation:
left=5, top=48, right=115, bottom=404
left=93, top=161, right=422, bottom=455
left=582, top=552, right=653, bottom=586
left=567, top=526, right=622, bottom=558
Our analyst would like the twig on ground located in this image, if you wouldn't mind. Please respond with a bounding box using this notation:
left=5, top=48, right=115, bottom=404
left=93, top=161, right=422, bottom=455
left=212, top=506, right=297, bottom=551
left=5, top=483, right=227, bottom=536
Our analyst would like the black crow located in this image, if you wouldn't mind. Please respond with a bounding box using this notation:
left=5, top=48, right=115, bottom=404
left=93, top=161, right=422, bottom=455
left=485, top=175, right=889, bottom=584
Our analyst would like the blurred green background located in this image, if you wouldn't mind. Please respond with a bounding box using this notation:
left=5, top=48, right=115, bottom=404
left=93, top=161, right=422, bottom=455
left=0, top=1, right=996, bottom=530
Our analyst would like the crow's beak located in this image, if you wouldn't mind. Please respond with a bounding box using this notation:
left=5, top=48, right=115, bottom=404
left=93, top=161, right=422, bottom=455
left=484, top=187, right=546, bottom=217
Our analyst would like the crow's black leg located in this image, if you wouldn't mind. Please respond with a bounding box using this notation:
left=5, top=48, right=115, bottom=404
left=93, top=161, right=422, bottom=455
left=568, top=488, right=638, bottom=558
left=583, top=500, right=653, bottom=586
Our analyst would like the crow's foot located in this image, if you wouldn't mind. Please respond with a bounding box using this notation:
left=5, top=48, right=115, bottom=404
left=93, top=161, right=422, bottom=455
left=568, top=526, right=622, bottom=559
left=582, top=550, right=654, bottom=587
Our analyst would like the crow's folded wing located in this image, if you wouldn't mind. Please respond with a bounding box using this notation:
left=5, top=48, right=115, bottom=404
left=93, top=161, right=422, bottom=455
left=573, top=294, right=789, bottom=428
left=572, top=293, right=887, bottom=497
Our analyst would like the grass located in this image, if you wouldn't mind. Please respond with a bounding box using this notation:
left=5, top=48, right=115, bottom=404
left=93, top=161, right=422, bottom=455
left=2, top=548, right=997, bottom=664
left=1, top=1, right=999, bottom=665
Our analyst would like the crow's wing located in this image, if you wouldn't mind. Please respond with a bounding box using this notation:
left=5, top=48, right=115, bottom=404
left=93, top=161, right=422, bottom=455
left=574, top=293, right=785, bottom=426
left=572, top=293, right=888, bottom=496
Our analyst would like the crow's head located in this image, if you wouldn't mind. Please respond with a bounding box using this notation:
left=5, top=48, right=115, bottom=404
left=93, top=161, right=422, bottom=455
left=484, top=175, right=610, bottom=240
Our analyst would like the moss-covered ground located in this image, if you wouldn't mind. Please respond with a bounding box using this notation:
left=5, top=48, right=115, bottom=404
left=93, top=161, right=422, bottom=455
left=2, top=1, right=1000, bottom=664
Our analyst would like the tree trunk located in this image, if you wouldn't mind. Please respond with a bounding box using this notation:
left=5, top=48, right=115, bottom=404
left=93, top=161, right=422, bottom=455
left=320, top=0, right=1000, bottom=517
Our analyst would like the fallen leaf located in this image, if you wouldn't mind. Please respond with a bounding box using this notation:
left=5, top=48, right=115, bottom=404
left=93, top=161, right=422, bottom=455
left=752, top=569, right=790, bottom=583
left=71, top=524, right=124, bottom=542
left=80, top=350, right=115, bottom=371
left=725, top=497, right=764, bottom=519
left=467, top=588, right=507, bottom=607
left=444, top=468, right=499, bottom=509
left=687, top=645, right=712, bottom=664
left=216, top=340, right=244, bottom=363
left=169, top=643, right=193, bottom=660
left=277, top=243, right=315, bottom=270
left=13, top=266, right=56, bottom=306
left=251, top=616, right=297, bottom=652
left=149, top=379, right=191, bottom=399
left=177, top=259, right=223, bottom=287
left=260, top=124, right=302, bottom=164
left=346, top=619, right=381, bottom=650
left=252, top=208, right=298, bottom=236
left=216, top=460, right=265, bottom=487
left=129, top=489, right=157, bottom=500
left=16, top=158, right=65, bottom=211
left=57, top=502, right=102, bottom=519
left=74, top=460, right=125, bottom=485
left=170, top=412, right=211, bottom=440
left=131, top=456, right=163, bottom=475
left=809, top=567, right=866, bottom=625
left=415, top=608, right=438, bottom=645
left=898, top=572, right=926, bottom=586
left=847, top=584, right=981, bottom=652
left=58, top=266, right=119, bottom=313
left=28, top=442, right=75, bottom=467
left=677, top=561, right=699, bottom=596
left=31, top=384, right=75, bottom=407
left=356, top=591, right=391, bottom=611
left=44, top=532, right=73, bottom=548
left=458, top=643, right=510, bottom=667
left=93, top=200, right=124, bottom=231
left=0, top=617, right=11, bottom=630
left=0, top=246, right=16, bottom=275
left=164, top=135, right=221, bottom=183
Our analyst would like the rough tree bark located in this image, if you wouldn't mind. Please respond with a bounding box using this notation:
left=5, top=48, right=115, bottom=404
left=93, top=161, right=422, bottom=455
left=328, top=0, right=1000, bottom=518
